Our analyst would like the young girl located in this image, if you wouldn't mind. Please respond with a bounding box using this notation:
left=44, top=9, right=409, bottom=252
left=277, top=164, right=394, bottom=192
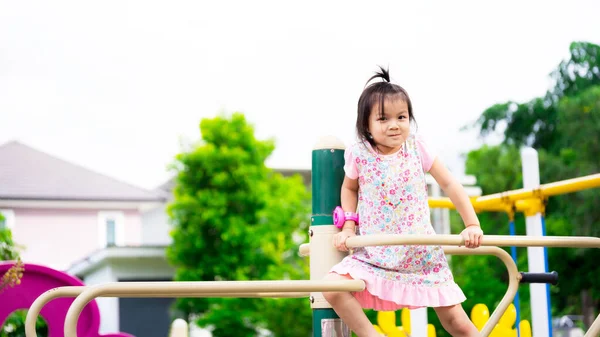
left=323, top=67, right=484, bottom=337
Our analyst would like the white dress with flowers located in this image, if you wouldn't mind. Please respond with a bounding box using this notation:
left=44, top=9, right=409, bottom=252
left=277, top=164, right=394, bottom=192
left=329, top=134, right=466, bottom=310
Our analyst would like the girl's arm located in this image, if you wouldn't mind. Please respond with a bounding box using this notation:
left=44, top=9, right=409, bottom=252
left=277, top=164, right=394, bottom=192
left=340, top=176, right=359, bottom=232
left=428, top=158, right=480, bottom=228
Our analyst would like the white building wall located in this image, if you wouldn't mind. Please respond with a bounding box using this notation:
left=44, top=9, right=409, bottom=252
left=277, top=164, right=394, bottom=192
left=83, top=265, right=119, bottom=334
left=141, top=205, right=173, bottom=246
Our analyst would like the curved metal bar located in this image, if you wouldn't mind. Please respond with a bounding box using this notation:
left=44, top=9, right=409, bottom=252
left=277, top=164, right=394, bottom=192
left=302, top=233, right=600, bottom=336
left=26, top=287, right=83, bottom=337
left=60, top=233, right=600, bottom=337
left=64, top=280, right=366, bottom=337
left=299, top=243, right=310, bottom=256
left=442, top=247, right=519, bottom=337
left=25, top=287, right=308, bottom=337
left=299, top=244, right=519, bottom=337
left=584, top=313, right=600, bottom=337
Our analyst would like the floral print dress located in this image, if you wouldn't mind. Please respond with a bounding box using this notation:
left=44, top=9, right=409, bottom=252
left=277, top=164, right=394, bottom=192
left=329, top=134, right=466, bottom=310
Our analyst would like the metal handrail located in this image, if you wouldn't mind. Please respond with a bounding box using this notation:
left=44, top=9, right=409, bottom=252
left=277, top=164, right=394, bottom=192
left=50, top=234, right=600, bottom=337
left=341, top=234, right=600, bottom=337
left=24, top=288, right=308, bottom=337
left=299, top=244, right=519, bottom=337
left=62, top=280, right=365, bottom=337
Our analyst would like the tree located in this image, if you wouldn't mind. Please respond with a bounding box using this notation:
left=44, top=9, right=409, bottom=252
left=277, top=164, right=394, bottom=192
left=165, top=113, right=311, bottom=337
left=464, top=41, right=600, bottom=328
left=472, top=41, right=600, bottom=151
left=555, top=85, right=600, bottom=175
left=0, top=309, right=48, bottom=337
left=544, top=85, right=600, bottom=326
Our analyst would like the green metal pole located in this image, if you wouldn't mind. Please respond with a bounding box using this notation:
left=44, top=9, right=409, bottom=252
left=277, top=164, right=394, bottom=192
left=311, top=137, right=346, bottom=337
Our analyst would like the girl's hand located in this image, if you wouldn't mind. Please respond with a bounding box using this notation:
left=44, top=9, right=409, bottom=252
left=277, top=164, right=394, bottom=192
left=460, top=225, right=483, bottom=248
left=333, top=228, right=356, bottom=252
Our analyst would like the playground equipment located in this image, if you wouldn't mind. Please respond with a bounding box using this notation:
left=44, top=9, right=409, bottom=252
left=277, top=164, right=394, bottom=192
left=373, top=309, right=437, bottom=337
left=371, top=300, right=533, bottom=337
left=0, top=261, right=132, bottom=337
left=300, top=235, right=585, bottom=337
left=426, top=173, right=600, bottom=213
left=168, top=319, right=188, bottom=337
left=11, top=136, right=600, bottom=337
left=428, top=162, right=600, bottom=337
left=470, top=303, right=532, bottom=337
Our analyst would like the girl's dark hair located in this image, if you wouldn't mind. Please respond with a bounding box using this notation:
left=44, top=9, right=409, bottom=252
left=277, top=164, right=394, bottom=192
left=356, top=66, right=415, bottom=148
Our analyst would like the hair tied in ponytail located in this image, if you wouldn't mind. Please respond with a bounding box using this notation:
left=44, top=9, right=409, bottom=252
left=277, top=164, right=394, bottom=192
left=365, top=65, right=391, bottom=86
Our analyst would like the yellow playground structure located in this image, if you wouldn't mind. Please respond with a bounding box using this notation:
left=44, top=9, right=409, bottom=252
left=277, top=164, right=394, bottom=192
left=373, top=303, right=531, bottom=337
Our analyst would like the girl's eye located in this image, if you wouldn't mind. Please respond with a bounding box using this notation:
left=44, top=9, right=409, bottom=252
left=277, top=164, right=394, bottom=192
left=378, top=117, right=387, bottom=121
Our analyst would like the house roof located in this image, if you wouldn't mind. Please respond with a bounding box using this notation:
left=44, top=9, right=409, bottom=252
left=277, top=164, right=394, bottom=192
left=66, top=245, right=172, bottom=277
left=0, top=141, right=165, bottom=202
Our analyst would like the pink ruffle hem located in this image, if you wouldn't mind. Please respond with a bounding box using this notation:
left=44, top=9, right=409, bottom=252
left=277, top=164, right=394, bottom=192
left=330, top=265, right=467, bottom=311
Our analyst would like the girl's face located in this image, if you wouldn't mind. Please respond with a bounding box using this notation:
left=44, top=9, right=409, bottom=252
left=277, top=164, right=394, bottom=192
left=368, top=97, right=410, bottom=155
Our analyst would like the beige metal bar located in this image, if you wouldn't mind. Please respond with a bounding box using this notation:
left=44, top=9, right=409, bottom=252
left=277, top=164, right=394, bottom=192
left=303, top=233, right=600, bottom=336
left=299, top=243, right=309, bottom=256
left=584, top=312, right=600, bottom=337
left=26, top=287, right=82, bottom=337
left=63, top=280, right=365, bottom=337
left=25, top=286, right=309, bottom=337
left=442, top=247, right=519, bottom=337
left=61, top=233, right=600, bottom=337
left=345, top=234, right=600, bottom=248
left=346, top=234, right=600, bottom=336
left=299, top=244, right=519, bottom=337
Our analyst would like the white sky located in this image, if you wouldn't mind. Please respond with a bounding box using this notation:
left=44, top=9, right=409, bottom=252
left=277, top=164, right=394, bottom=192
left=1, top=0, right=598, bottom=190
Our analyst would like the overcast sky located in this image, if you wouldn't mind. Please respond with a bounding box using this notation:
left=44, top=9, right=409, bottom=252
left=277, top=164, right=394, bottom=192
left=1, top=1, right=598, bottom=190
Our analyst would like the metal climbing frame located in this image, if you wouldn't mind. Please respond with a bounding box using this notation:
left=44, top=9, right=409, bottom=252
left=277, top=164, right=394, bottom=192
left=23, top=136, right=600, bottom=337
left=23, top=234, right=600, bottom=337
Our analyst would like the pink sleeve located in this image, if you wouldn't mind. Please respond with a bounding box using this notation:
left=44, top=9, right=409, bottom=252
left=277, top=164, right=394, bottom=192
left=344, top=147, right=359, bottom=179
left=415, top=134, right=437, bottom=172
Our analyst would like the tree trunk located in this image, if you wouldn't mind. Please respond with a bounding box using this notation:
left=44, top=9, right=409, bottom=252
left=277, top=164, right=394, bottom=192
left=581, top=289, right=596, bottom=328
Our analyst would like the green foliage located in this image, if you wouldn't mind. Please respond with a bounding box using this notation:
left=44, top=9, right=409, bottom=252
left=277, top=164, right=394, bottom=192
left=465, top=145, right=523, bottom=195
left=462, top=41, right=600, bottom=328
left=165, top=112, right=311, bottom=337
left=0, top=227, right=20, bottom=262
left=472, top=41, right=600, bottom=151
left=0, top=214, right=36, bottom=336
left=1, top=212, right=24, bottom=293
left=0, top=310, right=48, bottom=337
left=551, top=42, right=600, bottom=99
left=556, top=85, right=600, bottom=174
